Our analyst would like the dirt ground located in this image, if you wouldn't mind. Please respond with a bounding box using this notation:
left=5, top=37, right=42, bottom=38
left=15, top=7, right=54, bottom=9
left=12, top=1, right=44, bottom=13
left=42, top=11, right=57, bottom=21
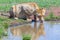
left=46, top=6, right=60, bottom=17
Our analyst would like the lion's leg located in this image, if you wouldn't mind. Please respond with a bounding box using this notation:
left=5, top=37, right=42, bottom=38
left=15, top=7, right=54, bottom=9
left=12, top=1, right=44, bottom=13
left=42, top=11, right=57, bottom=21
left=26, top=15, right=32, bottom=21
left=38, top=16, right=44, bottom=23
left=14, top=12, right=18, bottom=20
left=9, top=11, right=15, bottom=18
left=34, top=15, right=37, bottom=22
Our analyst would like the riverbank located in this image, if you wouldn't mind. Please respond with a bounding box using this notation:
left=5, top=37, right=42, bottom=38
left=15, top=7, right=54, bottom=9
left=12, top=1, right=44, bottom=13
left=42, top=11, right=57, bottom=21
left=0, top=16, right=30, bottom=38
left=0, top=15, right=60, bottom=40
left=45, top=17, right=60, bottom=21
left=0, top=12, right=60, bottom=39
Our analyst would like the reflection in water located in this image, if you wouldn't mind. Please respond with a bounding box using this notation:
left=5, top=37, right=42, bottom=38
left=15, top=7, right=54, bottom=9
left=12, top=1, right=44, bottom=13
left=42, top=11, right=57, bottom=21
left=10, top=22, right=45, bottom=40
left=31, top=22, right=45, bottom=40
left=2, top=21, right=60, bottom=40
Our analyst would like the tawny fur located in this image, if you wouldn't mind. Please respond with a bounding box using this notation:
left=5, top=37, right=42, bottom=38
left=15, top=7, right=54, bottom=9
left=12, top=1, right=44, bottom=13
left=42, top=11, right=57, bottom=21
left=9, top=2, right=46, bottom=22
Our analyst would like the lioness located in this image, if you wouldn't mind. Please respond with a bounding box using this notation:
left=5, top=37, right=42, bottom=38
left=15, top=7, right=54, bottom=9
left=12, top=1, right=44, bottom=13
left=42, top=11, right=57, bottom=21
left=9, top=2, right=46, bottom=22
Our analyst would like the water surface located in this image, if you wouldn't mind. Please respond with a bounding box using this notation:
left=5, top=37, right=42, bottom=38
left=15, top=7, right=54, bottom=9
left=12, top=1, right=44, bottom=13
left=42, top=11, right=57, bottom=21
left=2, top=21, right=60, bottom=40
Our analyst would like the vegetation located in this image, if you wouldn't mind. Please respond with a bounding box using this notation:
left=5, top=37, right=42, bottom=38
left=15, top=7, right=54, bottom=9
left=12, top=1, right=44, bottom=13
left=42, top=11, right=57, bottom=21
left=0, top=16, right=27, bottom=39
left=23, top=34, right=31, bottom=40
left=0, top=0, right=60, bottom=39
left=0, top=0, right=60, bottom=11
left=45, top=12, right=60, bottom=21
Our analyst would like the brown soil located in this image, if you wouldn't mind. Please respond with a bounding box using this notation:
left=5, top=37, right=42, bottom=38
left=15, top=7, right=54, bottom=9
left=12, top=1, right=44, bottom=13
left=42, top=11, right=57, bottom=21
left=45, top=6, right=60, bottom=17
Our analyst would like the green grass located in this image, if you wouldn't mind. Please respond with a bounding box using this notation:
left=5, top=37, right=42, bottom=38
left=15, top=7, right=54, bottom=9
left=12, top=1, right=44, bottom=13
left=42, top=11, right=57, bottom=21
left=0, top=16, right=27, bottom=38
left=0, top=0, right=60, bottom=11
left=23, top=34, right=31, bottom=40
left=0, top=16, right=11, bottom=38
left=0, top=16, right=30, bottom=39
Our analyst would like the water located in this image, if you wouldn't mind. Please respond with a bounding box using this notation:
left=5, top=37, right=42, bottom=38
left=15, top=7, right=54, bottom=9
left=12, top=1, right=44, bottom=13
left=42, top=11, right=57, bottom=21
left=2, top=21, right=60, bottom=40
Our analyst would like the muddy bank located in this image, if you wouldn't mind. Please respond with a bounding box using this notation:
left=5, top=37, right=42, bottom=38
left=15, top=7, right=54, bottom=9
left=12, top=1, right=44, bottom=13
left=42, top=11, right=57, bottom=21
left=45, top=18, right=60, bottom=21
left=9, top=21, right=31, bottom=27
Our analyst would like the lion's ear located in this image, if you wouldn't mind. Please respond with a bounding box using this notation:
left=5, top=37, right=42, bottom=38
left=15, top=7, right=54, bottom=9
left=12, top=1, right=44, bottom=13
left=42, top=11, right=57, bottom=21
left=42, top=8, right=46, bottom=16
